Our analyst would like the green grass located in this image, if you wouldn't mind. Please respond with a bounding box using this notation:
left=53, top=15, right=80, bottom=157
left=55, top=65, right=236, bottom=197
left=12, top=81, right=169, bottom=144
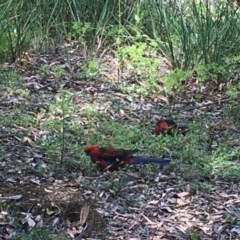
left=0, top=65, right=239, bottom=182
left=0, top=1, right=239, bottom=239
left=1, top=101, right=237, bottom=182
left=0, top=111, right=37, bottom=128
left=0, top=0, right=239, bottom=70
left=13, top=227, right=68, bottom=240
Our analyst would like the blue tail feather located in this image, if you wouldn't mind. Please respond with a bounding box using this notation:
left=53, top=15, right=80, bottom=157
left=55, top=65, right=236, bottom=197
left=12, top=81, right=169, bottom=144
left=178, top=123, right=188, bottom=130
left=130, top=156, right=171, bottom=165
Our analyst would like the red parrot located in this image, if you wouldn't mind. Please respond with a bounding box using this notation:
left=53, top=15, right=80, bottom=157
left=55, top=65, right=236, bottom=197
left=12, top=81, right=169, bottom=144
left=154, top=118, right=188, bottom=135
left=84, top=145, right=171, bottom=171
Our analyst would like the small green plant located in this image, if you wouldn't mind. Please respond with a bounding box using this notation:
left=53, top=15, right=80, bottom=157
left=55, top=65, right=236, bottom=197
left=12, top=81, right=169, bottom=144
left=82, top=59, right=99, bottom=77
left=85, top=119, right=145, bottom=148
left=119, top=83, right=149, bottom=96
left=51, top=66, right=66, bottom=79
left=0, top=110, right=36, bottom=128
left=227, top=100, right=240, bottom=119
left=226, top=214, right=236, bottom=224
left=39, top=65, right=66, bottom=80
left=40, top=92, right=76, bottom=163
left=194, top=63, right=226, bottom=82
left=210, top=145, right=240, bottom=179
left=39, top=65, right=50, bottom=75
left=163, top=69, right=190, bottom=92
left=0, top=69, right=21, bottom=89
left=226, top=82, right=240, bottom=98
left=15, top=227, right=51, bottom=240
left=192, top=181, right=212, bottom=193
left=187, top=229, right=200, bottom=240
left=72, top=21, right=93, bottom=48
left=116, top=41, right=161, bottom=95
left=80, top=103, right=103, bottom=118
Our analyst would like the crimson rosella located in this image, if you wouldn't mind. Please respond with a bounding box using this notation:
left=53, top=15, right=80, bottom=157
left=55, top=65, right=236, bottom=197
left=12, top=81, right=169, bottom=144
left=154, top=118, right=188, bottom=135
left=84, top=145, right=171, bottom=171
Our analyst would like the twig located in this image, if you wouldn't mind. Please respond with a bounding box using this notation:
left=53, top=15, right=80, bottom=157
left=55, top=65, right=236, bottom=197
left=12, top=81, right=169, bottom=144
left=174, top=96, right=240, bottom=112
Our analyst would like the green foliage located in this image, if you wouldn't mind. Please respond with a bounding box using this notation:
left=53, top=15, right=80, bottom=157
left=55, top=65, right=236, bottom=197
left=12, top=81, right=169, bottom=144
left=0, top=0, right=239, bottom=73
left=148, top=0, right=240, bottom=69
left=39, top=92, right=77, bottom=163
left=0, top=66, right=239, bottom=183
left=81, top=59, right=100, bottom=78
left=0, top=69, right=20, bottom=88
left=0, top=10, right=33, bottom=61
left=194, top=63, right=227, bottom=82
left=226, top=214, right=236, bottom=224
left=85, top=119, right=145, bottom=148
left=51, top=66, right=67, bottom=79
left=15, top=227, right=51, bottom=240
left=187, top=229, right=201, bottom=240
left=116, top=41, right=161, bottom=95
left=163, top=69, right=190, bottom=92
left=191, top=181, right=212, bottom=193
left=210, top=145, right=240, bottom=178
left=46, top=94, right=74, bottom=117
left=39, top=65, right=67, bottom=80
left=222, top=55, right=240, bottom=97
left=226, top=83, right=240, bottom=97
left=0, top=1, right=58, bottom=61
left=0, top=109, right=36, bottom=128
left=227, top=100, right=240, bottom=120
left=72, top=21, right=93, bottom=48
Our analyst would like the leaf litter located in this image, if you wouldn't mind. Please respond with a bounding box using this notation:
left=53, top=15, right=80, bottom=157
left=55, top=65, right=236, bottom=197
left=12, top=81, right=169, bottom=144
left=0, top=41, right=239, bottom=239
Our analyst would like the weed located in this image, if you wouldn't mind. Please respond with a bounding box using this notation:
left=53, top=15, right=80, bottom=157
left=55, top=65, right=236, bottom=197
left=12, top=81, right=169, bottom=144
left=191, top=181, right=212, bottom=193
left=194, top=63, right=227, bottom=82
left=14, top=227, right=52, bottom=240
left=163, top=69, right=190, bottom=92
left=0, top=69, right=20, bottom=87
left=116, top=41, right=161, bottom=95
left=72, top=21, right=93, bottom=49
left=81, top=59, right=100, bottom=78
left=187, top=229, right=201, bottom=240
left=226, top=83, right=240, bottom=98
left=226, top=214, right=236, bottom=224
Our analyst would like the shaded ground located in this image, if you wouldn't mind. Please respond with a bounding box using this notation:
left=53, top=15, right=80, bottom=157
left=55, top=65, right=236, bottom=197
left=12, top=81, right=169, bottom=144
left=0, top=43, right=240, bottom=239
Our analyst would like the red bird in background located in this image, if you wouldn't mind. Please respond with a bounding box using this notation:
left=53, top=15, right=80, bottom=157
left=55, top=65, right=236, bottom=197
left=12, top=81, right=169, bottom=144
left=84, top=145, right=171, bottom=171
left=154, top=118, right=188, bottom=135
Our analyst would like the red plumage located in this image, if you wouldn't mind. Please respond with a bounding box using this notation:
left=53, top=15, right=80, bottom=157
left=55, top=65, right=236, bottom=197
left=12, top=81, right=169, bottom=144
left=84, top=145, right=170, bottom=171
left=154, top=118, right=188, bottom=135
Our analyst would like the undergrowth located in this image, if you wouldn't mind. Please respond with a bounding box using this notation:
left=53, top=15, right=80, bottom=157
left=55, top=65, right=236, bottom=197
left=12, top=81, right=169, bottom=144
left=0, top=0, right=239, bottom=238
